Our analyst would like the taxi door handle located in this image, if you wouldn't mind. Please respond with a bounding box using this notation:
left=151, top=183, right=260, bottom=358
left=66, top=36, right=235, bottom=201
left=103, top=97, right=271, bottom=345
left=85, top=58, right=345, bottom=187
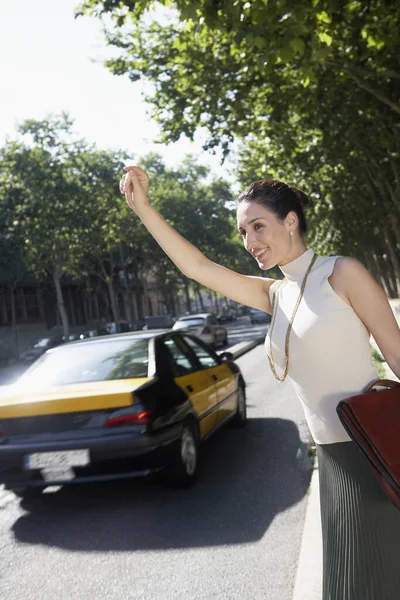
left=211, top=374, right=218, bottom=382
left=186, top=384, right=194, bottom=393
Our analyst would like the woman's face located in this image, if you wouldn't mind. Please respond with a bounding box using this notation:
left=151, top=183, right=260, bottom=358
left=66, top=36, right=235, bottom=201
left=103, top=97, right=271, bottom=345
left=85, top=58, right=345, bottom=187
left=236, top=200, right=295, bottom=270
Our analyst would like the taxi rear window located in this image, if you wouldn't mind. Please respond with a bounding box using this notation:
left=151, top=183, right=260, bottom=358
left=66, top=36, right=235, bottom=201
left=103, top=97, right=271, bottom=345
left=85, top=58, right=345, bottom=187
left=18, top=339, right=149, bottom=388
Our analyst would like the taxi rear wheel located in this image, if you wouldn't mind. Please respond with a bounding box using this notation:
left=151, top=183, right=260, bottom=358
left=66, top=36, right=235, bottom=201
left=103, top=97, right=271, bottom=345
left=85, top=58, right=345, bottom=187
left=12, top=486, right=44, bottom=500
left=232, top=385, right=247, bottom=428
left=164, top=421, right=199, bottom=487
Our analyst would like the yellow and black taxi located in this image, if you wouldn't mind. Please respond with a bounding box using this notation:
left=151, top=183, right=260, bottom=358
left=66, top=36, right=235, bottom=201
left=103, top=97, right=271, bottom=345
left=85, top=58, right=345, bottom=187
left=0, top=330, right=246, bottom=497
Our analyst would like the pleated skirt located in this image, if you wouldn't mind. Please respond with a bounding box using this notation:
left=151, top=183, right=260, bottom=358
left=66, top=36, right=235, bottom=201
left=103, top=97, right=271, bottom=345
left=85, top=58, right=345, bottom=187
left=317, top=441, right=400, bottom=600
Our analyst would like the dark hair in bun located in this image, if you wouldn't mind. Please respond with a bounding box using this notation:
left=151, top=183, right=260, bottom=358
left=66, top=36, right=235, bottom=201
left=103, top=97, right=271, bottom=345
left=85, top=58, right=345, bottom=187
left=237, top=179, right=309, bottom=235
left=291, top=186, right=310, bottom=209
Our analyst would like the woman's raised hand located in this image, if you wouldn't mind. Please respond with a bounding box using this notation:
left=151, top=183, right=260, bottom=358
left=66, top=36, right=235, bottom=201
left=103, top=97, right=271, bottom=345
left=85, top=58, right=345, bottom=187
left=120, top=166, right=150, bottom=214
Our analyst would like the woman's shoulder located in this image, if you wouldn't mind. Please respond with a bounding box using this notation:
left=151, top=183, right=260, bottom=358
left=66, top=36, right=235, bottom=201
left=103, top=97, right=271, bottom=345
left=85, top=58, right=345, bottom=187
left=317, top=254, right=365, bottom=274
left=315, top=253, right=364, bottom=272
left=311, top=254, right=361, bottom=291
left=315, top=255, right=371, bottom=303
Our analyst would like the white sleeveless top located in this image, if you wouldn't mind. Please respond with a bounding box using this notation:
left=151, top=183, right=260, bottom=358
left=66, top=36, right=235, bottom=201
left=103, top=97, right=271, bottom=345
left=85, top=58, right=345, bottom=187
left=266, top=248, right=378, bottom=444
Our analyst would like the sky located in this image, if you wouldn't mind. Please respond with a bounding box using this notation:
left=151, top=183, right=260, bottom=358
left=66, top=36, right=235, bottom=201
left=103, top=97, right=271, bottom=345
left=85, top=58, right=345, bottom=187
left=0, top=0, right=232, bottom=178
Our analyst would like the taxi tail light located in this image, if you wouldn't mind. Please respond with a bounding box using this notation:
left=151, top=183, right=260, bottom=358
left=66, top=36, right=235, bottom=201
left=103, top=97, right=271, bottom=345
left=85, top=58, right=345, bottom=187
left=0, top=427, right=7, bottom=441
left=105, top=408, right=154, bottom=428
left=202, top=327, right=211, bottom=334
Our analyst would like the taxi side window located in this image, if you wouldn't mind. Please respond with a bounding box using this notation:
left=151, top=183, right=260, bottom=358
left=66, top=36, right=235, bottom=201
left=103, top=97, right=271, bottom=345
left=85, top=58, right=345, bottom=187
left=164, top=337, right=195, bottom=377
left=183, top=336, right=219, bottom=369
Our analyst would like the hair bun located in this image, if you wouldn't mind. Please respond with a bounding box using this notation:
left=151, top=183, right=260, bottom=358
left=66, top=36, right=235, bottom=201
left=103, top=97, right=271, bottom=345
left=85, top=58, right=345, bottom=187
left=291, top=186, right=310, bottom=209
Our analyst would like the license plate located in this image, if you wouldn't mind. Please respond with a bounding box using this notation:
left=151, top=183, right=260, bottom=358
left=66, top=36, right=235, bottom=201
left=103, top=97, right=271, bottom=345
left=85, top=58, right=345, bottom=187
left=41, top=468, right=75, bottom=482
left=25, top=449, right=90, bottom=470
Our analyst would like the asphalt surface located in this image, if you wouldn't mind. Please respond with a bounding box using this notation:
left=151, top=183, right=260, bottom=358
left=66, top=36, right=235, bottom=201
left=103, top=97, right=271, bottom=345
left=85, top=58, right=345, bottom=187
left=224, top=316, right=270, bottom=346
left=0, top=338, right=314, bottom=600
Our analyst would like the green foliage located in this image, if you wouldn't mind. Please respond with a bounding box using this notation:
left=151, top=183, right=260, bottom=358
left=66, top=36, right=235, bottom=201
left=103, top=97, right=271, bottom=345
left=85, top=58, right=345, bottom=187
left=0, top=115, right=252, bottom=329
left=76, top=0, right=400, bottom=150
left=75, top=0, right=400, bottom=270
left=371, top=346, right=387, bottom=380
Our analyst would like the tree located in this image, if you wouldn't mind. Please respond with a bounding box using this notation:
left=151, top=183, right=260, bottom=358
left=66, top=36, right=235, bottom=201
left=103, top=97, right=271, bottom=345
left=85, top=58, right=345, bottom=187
left=76, top=0, right=400, bottom=153
left=72, top=145, right=132, bottom=323
left=0, top=115, right=117, bottom=338
left=136, top=153, right=259, bottom=312
left=75, top=0, right=400, bottom=293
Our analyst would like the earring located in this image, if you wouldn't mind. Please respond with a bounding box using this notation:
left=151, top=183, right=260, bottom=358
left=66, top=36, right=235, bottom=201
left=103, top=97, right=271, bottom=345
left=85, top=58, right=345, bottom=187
left=289, top=231, right=294, bottom=237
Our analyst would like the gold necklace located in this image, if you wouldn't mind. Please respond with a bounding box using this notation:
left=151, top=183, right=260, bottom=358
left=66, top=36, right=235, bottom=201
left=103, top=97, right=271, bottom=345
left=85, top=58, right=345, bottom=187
left=268, top=252, right=318, bottom=382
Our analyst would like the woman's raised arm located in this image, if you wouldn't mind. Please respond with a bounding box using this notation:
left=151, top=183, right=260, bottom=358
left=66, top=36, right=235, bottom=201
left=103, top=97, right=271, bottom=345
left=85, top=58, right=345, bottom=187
left=121, top=166, right=275, bottom=313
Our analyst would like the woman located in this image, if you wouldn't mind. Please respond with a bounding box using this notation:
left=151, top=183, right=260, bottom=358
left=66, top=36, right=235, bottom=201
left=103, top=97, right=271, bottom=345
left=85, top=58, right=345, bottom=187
left=120, top=166, right=400, bottom=599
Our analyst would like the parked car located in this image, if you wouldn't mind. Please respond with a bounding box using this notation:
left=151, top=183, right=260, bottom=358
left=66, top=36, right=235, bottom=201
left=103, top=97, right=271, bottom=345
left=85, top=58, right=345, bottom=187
left=0, top=330, right=246, bottom=497
left=143, top=315, right=176, bottom=330
left=249, top=308, right=271, bottom=325
left=172, top=313, right=228, bottom=348
left=66, top=333, right=83, bottom=342
left=217, top=309, right=237, bottom=323
left=0, top=342, right=17, bottom=367
left=236, top=305, right=248, bottom=317
left=20, top=336, right=64, bottom=363
left=103, top=321, right=132, bottom=334
left=80, top=328, right=102, bottom=339
left=66, top=329, right=104, bottom=342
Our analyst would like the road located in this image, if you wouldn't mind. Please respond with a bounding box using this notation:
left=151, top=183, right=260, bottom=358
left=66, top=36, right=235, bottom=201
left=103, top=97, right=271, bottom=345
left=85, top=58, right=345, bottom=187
left=224, top=315, right=269, bottom=348
left=0, top=340, right=313, bottom=600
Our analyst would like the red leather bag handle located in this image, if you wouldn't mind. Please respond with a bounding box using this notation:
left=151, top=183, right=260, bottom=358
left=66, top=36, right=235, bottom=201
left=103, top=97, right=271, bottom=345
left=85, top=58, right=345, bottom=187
left=363, top=379, right=400, bottom=393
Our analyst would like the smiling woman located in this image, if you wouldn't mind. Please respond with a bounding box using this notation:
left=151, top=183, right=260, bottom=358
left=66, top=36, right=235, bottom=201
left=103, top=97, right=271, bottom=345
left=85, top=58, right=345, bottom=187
left=120, top=165, right=400, bottom=600
left=236, top=180, right=308, bottom=272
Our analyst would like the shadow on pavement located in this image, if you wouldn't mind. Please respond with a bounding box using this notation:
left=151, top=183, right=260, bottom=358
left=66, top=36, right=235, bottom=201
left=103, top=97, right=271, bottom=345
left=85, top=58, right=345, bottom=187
left=12, top=417, right=312, bottom=552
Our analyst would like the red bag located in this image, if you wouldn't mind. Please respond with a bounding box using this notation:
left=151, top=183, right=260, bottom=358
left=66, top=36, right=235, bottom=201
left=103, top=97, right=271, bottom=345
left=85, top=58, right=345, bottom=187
left=336, top=379, right=400, bottom=510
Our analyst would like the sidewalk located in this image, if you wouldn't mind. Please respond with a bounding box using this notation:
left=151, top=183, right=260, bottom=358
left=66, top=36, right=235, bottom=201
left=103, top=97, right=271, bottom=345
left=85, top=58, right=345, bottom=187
left=292, top=297, right=400, bottom=600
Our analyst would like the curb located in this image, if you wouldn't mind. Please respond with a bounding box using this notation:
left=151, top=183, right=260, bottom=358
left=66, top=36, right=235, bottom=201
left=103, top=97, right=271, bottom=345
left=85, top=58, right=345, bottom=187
left=229, top=335, right=265, bottom=360
left=292, top=459, right=322, bottom=600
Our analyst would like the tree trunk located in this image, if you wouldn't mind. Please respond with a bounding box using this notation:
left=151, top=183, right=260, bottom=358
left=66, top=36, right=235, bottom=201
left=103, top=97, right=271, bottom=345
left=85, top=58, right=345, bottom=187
left=390, top=220, right=400, bottom=251
left=131, top=291, right=139, bottom=322
left=380, top=234, right=398, bottom=298
left=365, top=252, right=388, bottom=296
left=142, top=277, right=152, bottom=316
left=123, top=291, right=132, bottom=322
left=9, top=286, right=19, bottom=358
left=83, top=291, right=90, bottom=325
left=135, top=288, right=143, bottom=319
left=106, top=277, right=119, bottom=323
left=18, top=288, right=27, bottom=321
left=194, top=283, right=205, bottom=311
left=67, top=287, right=76, bottom=326
left=384, top=227, right=400, bottom=297
left=94, top=293, right=100, bottom=322
left=119, top=243, right=133, bottom=321
left=162, top=284, right=174, bottom=315
left=183, top=280, right=192, bottom=313
left=212, top=291, right=220, bottom=312
left=53, top=270, right=69, bottom=339
left=376, top=250, right=396, bottom=298
left=169, top=285, right=179, bottom=315
left=35, top=287, right=46, bottom=322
